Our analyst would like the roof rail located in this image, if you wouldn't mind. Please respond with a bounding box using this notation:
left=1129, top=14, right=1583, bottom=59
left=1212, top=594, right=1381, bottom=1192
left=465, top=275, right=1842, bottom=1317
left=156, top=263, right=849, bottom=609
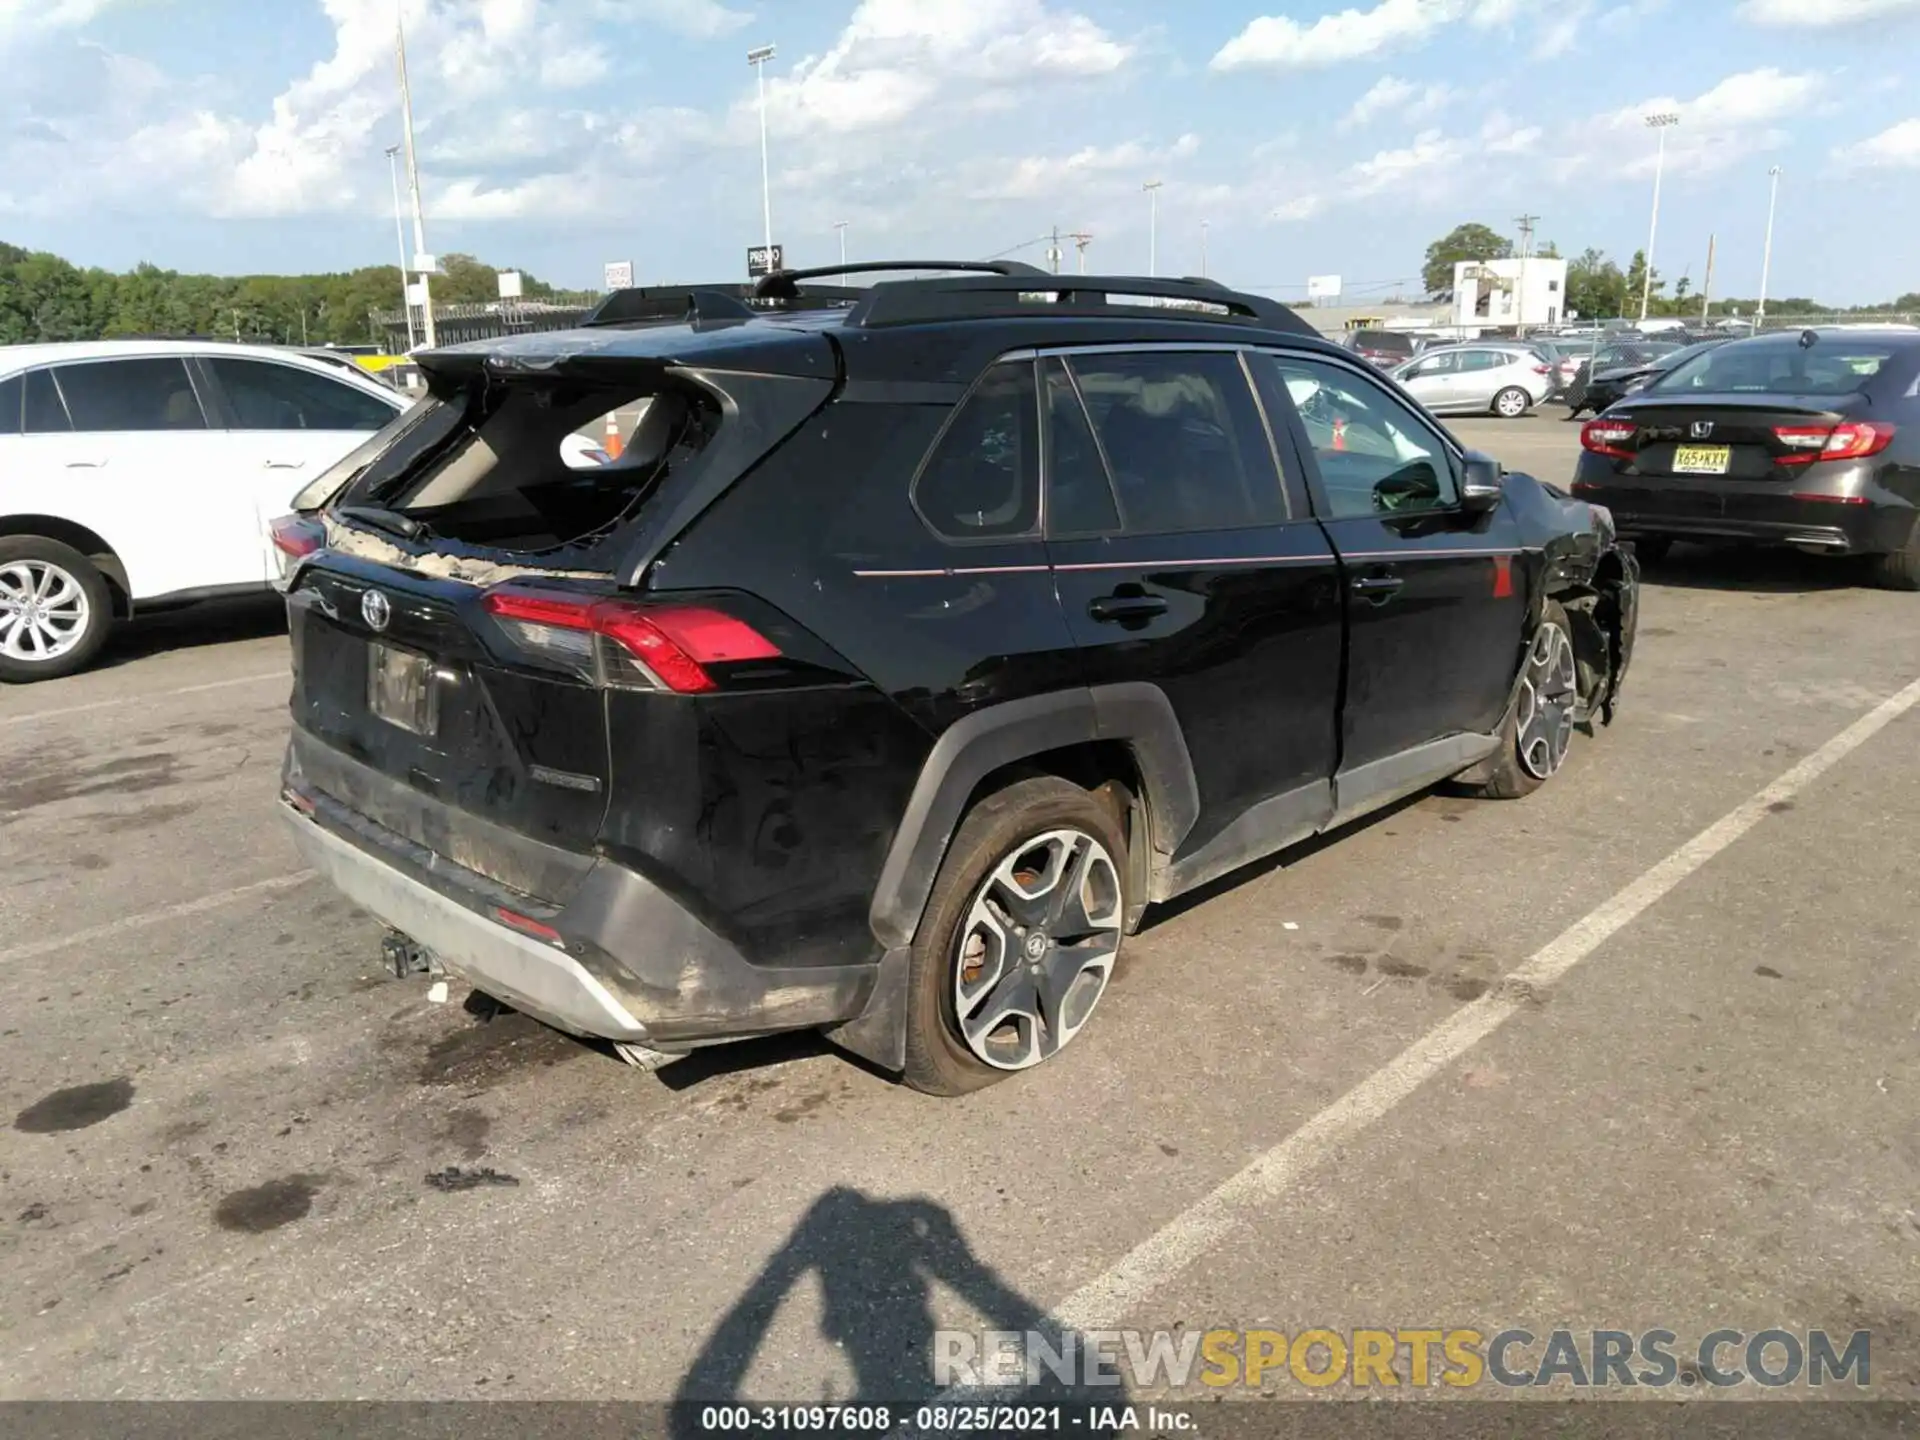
left=753, top=259, right=1046, bottom=300
left=844, top=273, right=1315, bottom=335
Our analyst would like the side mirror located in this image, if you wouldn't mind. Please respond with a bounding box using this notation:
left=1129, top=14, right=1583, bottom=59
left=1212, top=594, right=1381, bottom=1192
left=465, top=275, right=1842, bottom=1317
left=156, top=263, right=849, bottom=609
left=1460, top=451, right=1504, bottom=512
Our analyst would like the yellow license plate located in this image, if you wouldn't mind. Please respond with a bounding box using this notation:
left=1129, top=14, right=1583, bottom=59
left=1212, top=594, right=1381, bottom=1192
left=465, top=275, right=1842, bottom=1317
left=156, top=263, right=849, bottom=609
left=1672, top=444, right=1731, bottom=475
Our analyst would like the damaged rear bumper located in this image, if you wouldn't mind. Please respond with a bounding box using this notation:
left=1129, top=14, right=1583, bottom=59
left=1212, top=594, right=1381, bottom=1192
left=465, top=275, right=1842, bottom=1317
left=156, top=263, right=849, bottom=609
left=279, top=743, right=881, bottom=1049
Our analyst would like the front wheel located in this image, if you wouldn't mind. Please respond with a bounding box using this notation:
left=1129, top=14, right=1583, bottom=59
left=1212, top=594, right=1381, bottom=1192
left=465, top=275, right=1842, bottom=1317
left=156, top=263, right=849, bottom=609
left=902, top=776, right=1129, bottom=1096
left=0, top=536, right=114, bottom=683
left=1493, top=386, right=1531, bottom=419
left=1472, top=603, right=1579, bottom=800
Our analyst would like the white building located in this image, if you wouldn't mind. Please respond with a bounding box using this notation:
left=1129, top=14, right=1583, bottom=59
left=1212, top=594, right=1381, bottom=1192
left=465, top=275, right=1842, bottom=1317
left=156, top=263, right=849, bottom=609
left=1451, top=256, right=1569, bottom=330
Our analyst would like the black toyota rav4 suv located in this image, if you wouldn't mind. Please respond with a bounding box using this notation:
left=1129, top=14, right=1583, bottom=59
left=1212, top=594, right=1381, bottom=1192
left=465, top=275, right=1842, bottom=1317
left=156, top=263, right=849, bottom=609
left=273, top=263, right=1639, bottom=1095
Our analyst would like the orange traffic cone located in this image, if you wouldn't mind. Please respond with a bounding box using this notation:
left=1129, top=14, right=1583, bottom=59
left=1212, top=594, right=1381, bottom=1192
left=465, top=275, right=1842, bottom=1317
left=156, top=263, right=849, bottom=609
left=603, top=411, right=623, bottom=460
left=1331, top=416, right=1347, bottom=452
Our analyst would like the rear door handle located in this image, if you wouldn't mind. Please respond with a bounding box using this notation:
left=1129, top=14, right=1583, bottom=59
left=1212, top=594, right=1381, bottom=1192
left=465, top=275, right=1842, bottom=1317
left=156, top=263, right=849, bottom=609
left=1350, top=574, right=1405, bottom=603
left=264, top=459, right=308, bottom=470
left=64, top=459, right=107, bottom=469
left=1087, top=593, right=1169, bottom=623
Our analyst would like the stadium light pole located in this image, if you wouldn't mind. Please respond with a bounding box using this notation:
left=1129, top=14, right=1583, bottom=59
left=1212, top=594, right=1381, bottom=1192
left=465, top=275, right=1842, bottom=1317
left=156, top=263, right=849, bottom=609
left=1200, top=219, right=1209, bottom=279
left=384, top=145, right=417, bottom=350
left=1143, top=179, right=1163, bottom=276
left=1757, top=165, right=1782, bottom=330
left=748, top=44, right=776, bottom=253
left=1639, top=112, right=1679, bottom=322
left=395, top=5, right=435, bottom=348
left=834, top=219, right=848, bottom=275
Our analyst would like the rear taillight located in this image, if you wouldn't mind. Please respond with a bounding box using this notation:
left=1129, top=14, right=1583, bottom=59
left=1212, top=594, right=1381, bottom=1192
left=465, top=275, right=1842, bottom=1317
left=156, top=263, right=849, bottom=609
left=1580, top=418, right=1638, bottom=459
left=269, top=514, right=325, bottom=590
left=481, top=586, right=780, bottom=693
left=1772, top=421, right=1895, bottom=466
left=1532, top=364, right=1552, bottom=376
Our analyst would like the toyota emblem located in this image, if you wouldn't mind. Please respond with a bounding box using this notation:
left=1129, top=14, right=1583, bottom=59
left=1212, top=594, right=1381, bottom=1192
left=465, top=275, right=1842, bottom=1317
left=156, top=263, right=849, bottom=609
left=360, top=589, right=392, bottom=632
left=1689, top=420, right=1714, bottom=440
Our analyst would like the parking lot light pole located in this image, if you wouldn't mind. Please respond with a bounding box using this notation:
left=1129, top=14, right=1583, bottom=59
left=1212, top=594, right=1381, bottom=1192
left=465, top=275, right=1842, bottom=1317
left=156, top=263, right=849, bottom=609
left=1757, top=165, right=1782, bottom=330
left=748, top=45, right=776, bottom=253
left=1640, top=112, right=1679, bottom=323
left=1200, top=220, right=1209, bottom=279
left=384, top=145, right=417, bottom=351
left=834, top=219, right=848, bottom=275
left=395, top=7, right=434, bottom=348
left=1144, top=180, right=1163, bottom=276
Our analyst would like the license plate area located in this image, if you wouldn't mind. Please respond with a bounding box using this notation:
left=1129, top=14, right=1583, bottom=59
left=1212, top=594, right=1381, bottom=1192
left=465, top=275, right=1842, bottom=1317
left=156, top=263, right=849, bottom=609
left=1672, top=444, right=1731, bottom=475
left=367, top=642, right=440, bottom=736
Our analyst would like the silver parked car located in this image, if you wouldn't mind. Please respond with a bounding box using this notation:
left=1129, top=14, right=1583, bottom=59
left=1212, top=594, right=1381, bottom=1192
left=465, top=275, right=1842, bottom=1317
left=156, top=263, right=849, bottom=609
left=1389, top=344, right=1554, bottom=418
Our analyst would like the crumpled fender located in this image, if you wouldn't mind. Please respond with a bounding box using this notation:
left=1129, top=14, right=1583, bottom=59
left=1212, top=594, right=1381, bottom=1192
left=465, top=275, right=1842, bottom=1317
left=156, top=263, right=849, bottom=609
left=1505, top=473, right=1641, bottom=726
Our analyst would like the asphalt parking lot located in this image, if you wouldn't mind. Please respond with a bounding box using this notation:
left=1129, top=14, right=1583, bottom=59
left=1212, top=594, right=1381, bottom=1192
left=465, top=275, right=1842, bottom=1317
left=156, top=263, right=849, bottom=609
left=3, top=411, right=1918, bottom=1410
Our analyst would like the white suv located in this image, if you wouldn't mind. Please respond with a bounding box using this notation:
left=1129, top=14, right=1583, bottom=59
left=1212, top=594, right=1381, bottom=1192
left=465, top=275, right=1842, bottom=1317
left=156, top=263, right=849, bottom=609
left=0, top=339, right=409, bottom=681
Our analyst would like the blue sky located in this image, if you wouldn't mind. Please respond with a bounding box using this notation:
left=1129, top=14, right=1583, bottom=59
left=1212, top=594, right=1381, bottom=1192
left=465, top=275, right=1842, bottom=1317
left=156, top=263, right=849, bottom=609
left=1, top=0, right=1915, bottom=305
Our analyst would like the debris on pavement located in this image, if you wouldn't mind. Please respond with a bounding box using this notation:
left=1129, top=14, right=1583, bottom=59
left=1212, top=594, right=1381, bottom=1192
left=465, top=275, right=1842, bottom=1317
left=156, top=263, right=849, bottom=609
left=424, top=1166, right=520, bottom=1193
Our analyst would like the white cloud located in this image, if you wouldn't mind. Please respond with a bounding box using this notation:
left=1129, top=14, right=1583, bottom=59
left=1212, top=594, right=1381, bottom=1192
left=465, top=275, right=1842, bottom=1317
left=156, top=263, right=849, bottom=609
left=1740, top=0, right=1920, bottom=25
left=590, top=0, right=751, bottom=38
left=1211, top=0, right=1532, bottom=71
left=971, top=134, right=1199, bottom=201
left=1833, top=117, right=1920, bottom=168
left=752, top=0, right=1132, bottom=142
left=1338, top=73, right=1454, bottom=129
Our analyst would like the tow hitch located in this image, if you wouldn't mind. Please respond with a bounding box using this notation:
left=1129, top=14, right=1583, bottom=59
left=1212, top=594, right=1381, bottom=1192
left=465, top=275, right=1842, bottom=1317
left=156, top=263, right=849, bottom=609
left=381, top=929, right=443, bottom=979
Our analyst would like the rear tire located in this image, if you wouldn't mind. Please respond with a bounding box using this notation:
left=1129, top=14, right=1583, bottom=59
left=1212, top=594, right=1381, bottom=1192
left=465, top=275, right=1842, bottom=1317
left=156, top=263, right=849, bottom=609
left=1471, top=601, right=1579, bottom=801
left=1493, top=386, right=1531, bottom=419
left=1864, top=528, right=1920, bottom=591
left=0, top=536, right=113, bottom=683
left=901, top=776, right=1129, bottom=1096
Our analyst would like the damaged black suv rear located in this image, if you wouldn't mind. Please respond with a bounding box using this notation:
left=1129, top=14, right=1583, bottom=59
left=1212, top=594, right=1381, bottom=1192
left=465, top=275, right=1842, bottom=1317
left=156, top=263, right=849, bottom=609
left=276, top=262, right=1638, bottom=1095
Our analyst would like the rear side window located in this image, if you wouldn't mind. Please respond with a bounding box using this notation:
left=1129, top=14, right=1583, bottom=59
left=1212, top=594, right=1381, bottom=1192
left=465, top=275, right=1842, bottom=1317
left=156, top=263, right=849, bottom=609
left=23, top=369, right=71, bottom=434
left=1655, top=340, right=1900, bottom=396
left=0, top=375, right=19, bottom=435
left=53, top=358, right=206, bottom=432
left=1067, top=351, right=1285, bottom=535
left=912, top=361, right=1040, bottom=541
left=206, top=358, right=397, bottom=432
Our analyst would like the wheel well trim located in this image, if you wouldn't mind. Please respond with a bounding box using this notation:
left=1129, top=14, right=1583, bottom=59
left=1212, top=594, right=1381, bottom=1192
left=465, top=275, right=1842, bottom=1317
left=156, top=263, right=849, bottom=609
left=0, top=514, right=133, bottom=617
left=867, top=682, right=1200, bottom=951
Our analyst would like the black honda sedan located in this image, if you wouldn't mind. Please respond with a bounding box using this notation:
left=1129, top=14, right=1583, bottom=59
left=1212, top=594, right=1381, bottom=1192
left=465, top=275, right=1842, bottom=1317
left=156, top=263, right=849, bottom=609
left=1571, top=327, right=1920, bottom=587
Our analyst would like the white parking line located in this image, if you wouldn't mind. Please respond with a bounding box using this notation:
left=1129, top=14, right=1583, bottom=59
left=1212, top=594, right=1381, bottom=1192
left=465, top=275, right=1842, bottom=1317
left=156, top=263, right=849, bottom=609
left=1046, top=672, right=1920, bottom=1333
left=0, top=871, right=313, bottom=967
left=0, top=670, right=288, bottom=728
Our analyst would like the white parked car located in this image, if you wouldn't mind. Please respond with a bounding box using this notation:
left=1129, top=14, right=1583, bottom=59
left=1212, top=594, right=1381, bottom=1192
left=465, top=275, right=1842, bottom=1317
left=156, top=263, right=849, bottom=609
left=1388, top=344, right=1554, bottom=419
left=0, top=339, right=414, bottom=682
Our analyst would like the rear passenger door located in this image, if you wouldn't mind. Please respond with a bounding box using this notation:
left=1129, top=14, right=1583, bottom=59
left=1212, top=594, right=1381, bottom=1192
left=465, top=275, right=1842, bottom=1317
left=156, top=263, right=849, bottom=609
left=44, top=356, right=250, bottom=599
left=197, top=356, right=403, bottom=580
left=1252, top=352, right=1527, bottom=784
left=1041, top=349, right=1343, bottom=876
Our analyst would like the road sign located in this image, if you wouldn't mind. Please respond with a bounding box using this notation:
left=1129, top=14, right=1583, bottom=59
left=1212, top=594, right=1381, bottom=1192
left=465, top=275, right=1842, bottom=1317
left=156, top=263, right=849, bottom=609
left=496, top=270, right=523, bottom=299
left=603, top=260, right=634, bottom=291
left=747, top=244, right=785, bottom=278
left=1306, top=274, right=1341, bottom=300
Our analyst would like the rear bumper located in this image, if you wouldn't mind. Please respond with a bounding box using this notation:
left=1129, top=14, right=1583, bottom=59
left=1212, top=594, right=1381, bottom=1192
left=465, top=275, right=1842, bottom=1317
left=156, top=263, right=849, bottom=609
left=280, top=744, right=881, bottom=1048
left=1571, top=475, right=1917, bottom=555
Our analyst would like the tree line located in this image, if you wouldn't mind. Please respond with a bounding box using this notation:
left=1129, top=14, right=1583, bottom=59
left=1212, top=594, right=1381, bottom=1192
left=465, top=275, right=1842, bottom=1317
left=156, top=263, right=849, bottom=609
left=1421, top=222, right=1917, bottom=321
left=0, top=242, right=573, bottom=349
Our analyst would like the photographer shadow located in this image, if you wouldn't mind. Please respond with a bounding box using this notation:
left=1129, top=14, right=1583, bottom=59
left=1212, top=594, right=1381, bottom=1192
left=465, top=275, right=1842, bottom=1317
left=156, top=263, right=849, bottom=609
left=670, top=1186, right=1127, bottom=1436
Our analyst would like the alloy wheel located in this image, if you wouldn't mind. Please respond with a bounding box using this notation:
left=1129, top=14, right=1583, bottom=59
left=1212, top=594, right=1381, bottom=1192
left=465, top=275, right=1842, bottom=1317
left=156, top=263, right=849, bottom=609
left=951, top=828, right=1123, bottom=1071
left=1515, top=621, right=1578, bottom=780
left=1496, top=388, right=1528, bottom=418
left=0, top=560, right=91, bottom=664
